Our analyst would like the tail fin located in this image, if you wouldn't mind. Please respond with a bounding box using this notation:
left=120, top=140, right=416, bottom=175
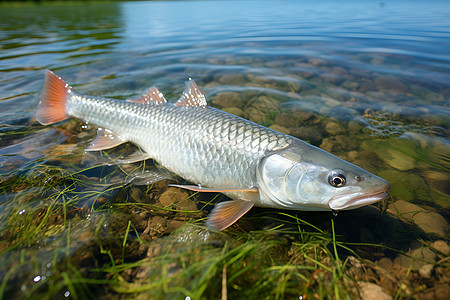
left=36, top=70, right=72, bottom=125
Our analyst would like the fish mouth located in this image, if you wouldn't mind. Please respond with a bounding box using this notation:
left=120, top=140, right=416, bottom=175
left=328, top=184, right=390, bottom=211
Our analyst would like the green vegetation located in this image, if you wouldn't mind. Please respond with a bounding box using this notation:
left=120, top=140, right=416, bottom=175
left=1, top=143, right=448, bottom=299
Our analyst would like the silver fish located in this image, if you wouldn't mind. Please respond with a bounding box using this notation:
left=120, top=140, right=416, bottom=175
left=36, top=70, right=390, bottom=230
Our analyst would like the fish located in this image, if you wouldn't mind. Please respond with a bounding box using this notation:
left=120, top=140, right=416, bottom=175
left=36, top=70, right=390, bottom=231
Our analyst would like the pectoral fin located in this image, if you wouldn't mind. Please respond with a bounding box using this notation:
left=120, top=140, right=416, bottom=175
left=86, top=128, right=127, bottom=151
left=207, top=199, right=254, bottom=231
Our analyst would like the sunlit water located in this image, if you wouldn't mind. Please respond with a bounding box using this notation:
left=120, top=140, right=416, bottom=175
left=0, top=0, right=449, bottom=298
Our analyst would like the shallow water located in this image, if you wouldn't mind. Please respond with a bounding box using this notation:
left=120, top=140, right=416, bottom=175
left=0, top=1, right=449, bottom=299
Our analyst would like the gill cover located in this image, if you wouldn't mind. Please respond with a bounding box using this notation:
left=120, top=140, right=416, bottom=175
left=257, top=153, right=308, bottom=209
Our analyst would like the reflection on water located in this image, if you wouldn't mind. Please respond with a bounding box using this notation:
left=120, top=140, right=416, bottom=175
left=0, top=0, right=449, bottom=299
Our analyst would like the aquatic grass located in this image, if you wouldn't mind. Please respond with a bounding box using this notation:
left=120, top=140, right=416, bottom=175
left=1, top=133, right=448, bottom=299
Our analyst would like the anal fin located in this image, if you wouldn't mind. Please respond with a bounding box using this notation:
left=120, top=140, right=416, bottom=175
left=207, top=199, right=254, bottom=231
left=86, top=128, right=127, bottom=151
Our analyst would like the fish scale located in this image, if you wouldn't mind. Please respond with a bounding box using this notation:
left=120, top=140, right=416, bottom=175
left=69, top=94, right=290, bottom=191
left=36, top=70, right=390, bottom=230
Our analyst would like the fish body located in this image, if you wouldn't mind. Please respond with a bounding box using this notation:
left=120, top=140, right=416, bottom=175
left=36, top=70, right=390, bottom=230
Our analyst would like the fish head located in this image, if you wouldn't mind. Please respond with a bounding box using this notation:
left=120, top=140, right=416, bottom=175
left=256, top=144, right=390, bottom=211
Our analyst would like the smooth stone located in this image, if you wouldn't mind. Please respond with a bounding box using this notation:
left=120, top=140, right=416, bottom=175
left=222, top=107, right=246, bottom=118
left=130, top=187, right=146, bottom=203
left=434, top=285, right=450, bottom=300
left=413, top=210, right=449, bottom=237
left=342, top=80, right=359, bottom=90
left=218, top=73, right=246, bottom=85
left=269, top=124, right=290, bottom=135
left=377, top=257, right=393, bottom=270
left=308, top=58, right=327, bottom=66
left=382, top=149, right=415, bottom=171
left=418, top=264, right=434, bottom=279
left=388, top=200, right=449, bottom=237
left=274, top=112, right=298, bottom=128
left=212, top=91, right=244, bottom=108
left=432, top=240, right=450, bottom=255
left=348, top=120, right=364, bottom=134
left=289, top=127, right=323, bottom=145
left=158, top=188, right=190, bottom=207
left=394, top=247, right=436, bottom=270
left=422, top=170, right=450, bottom=195
left=358, top=282, right=393, bottom=300
left=374, top=75, right=407, bottom=93
left=320, top=73, right=343, bottom=84
left=324, top=121, right=345, bottom=135
left=245, top=107, right=266, bottom=123
left=320, top=135, right=359, bottom=152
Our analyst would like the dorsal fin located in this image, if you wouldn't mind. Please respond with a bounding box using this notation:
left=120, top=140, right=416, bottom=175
left=127, top=87, right=166, bottom=105
left=175, top=79, right=207, bottom=107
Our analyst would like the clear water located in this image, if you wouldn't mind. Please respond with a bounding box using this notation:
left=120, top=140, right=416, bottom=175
left=0, top=0, right=449, bottom=298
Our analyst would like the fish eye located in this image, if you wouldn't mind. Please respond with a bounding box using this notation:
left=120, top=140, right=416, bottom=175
left=328, top=172, right=346, bottom=187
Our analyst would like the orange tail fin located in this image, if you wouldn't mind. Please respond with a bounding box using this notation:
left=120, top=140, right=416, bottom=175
left=36, top=70, right=72, bottom=125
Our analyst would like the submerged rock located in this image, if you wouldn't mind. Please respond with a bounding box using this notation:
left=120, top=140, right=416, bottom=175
left=394, top=246, right=436, bottom=270
left=290, top=127, right=323, bottom=145
left=358, top=282, right=393, bottom=300
left=212, top=92, right=244, bottom=108
left=382, top=149, right=416, bottom=171
left=432, top=240, right=450, bottom=256
left=419, top=264, right=434, bottom=279
left=324, top=121, right=345, bottom=135
left=388, top=200, right=449, bottom=237
left=374, top=75, right=407, bottom=94
left=222, top=107, right=246, bottom=118
left=158, top=188, right=190, bottom=208
left=269, top=124, right=290, bottom=135
left=274, top=112, right=298, bottom=128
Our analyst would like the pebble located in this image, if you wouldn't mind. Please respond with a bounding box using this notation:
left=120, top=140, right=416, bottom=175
left=434, top=285, right=450, bottom=300
left=394, top=247, right=436, bottom=270
left=418, top=264, right=434, bottom=279
left=289, top=127, right=323, bottom=145
left=382, top=149, right=416, bottom=171
left=358, top=282, right=393, bottom=300
left=320, top=135, right=359, bottom=152
left=129, top=187, right=146, bottom=203
left=388, top=200, right=449, bottom=237
left=348, top=120, right=364, bottom=134
left=377, top=257, right=393, bottom=270
left=422, top=170, right=450, bottom=195
left=324, top=121, right=345, bottom=135
left=245, top=107, right=266, bottom=123
left=274, top=112, right=298, bottom=128
left=320, top=73, right=343, bottom=84
left=217, top=73, right=246, bottom=85
left=268, top=124, right=290, bottom=135
left=308, top=58, right=327, bottom=66
left=158, top=188, right=190, bottom=207
left=212, top=92, right=244, bottom=108
left=374, top=75, right=407, bottom=94
left=432, top=240, right=449, bottom=255
left=222, top=107, right=246, bottom=118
